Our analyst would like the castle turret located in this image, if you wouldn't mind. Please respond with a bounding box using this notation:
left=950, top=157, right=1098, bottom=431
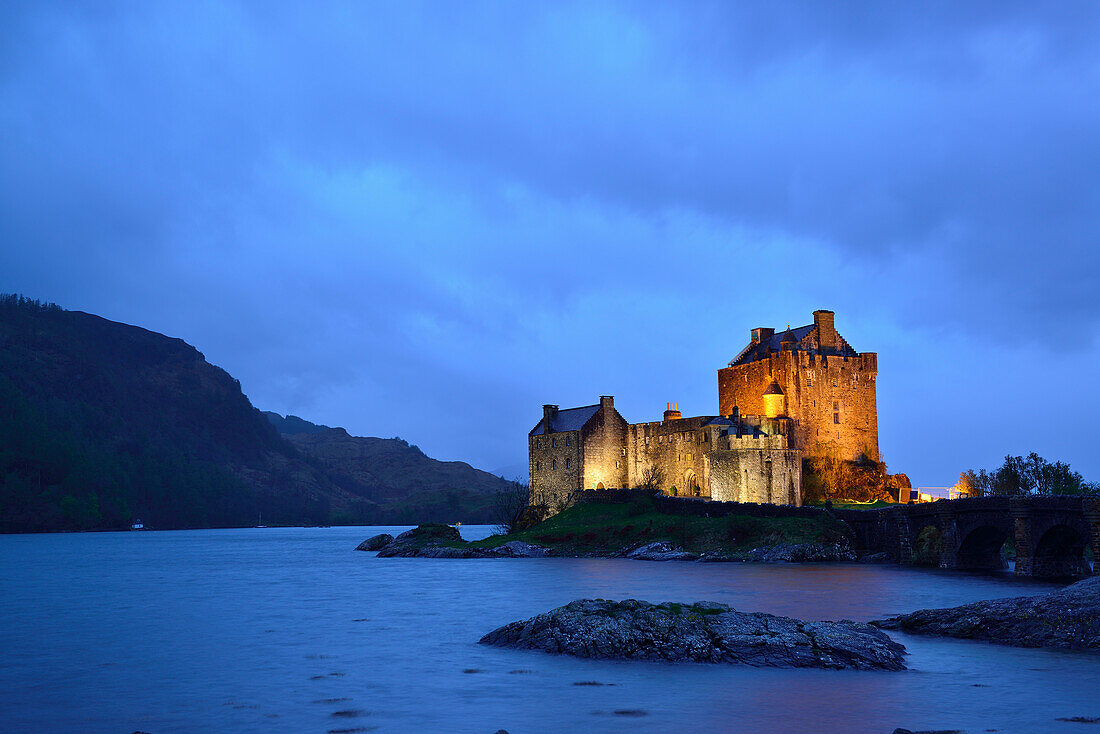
left=763, top=380, right=786, bottom=418
left=663, top=402, right=682, bottom=421
left=780, top=326, right=797, bottom=351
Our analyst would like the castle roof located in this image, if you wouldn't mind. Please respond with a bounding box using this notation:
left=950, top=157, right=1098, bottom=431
left=728, top=322, right=858, bottom=366
left=529, top=404, right=600, bottom=435
left=763, top=380, right=784, bottom=395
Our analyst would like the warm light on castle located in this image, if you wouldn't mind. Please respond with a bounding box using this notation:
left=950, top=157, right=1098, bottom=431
left=528, top=310, right=880, bottom=509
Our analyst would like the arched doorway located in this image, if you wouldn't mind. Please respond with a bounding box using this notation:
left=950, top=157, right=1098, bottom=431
left=685, top=471, right=699, bottom=497
left=596, top=482, right=605, bottom=490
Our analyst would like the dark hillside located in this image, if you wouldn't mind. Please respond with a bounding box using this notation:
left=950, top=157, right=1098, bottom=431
left=0, top=295, right=354, bottom=531
left=267, top=415, right=516, bottom=523
left=0, top=295, right=518, bottom=532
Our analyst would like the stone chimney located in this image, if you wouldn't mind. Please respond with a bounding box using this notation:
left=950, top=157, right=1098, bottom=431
left=813, top=310, right=836, bottom=350
left=542, top=404, right=558, bottom=433
left=600, top=395, right=615, bottom=412
left=663, top=402, right=682, bottom=421
left=751, top=327, right=775, bottom=344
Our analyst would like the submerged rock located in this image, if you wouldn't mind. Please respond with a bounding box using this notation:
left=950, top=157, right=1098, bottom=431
left=873, top=576, right=1100, bottom=650
left=488, top=540, right=550, bottom=558
left=626, top=541, right=697, bottom=561
left=744, top=541, right=856, bottom=563
left=479, top=598, right=907, bottom=670
left=355, top=533, right=394, bottom=551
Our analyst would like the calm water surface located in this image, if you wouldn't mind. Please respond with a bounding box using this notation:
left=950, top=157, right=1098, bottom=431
left=1, top=526, right=1097, bottom=733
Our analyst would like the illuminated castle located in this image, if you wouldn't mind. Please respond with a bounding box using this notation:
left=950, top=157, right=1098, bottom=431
left=528, top=310, right=879, bottom=508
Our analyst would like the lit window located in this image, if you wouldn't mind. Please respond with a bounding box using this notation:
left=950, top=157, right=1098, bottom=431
left=620, top=448, right=626, bottom=457
left=615, top=460, right=621, bottom=469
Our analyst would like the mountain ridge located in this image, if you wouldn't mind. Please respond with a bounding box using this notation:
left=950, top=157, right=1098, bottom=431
left=0, top=294, right=513, bottom=531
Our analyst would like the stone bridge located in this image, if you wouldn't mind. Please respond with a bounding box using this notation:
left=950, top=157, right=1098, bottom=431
left=837, top=495, right=1100, bottom=578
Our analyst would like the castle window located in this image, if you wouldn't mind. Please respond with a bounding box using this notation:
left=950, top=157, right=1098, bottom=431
left=536, top=461, right=541, bottom=471
left=551, top=438, right=556, bottom=448
left=702, top=432, right=708, bottom=442
left=552, top=459, right=557, bottom=470
left=536, top=439, right=541, bottom=449
left=565, top=458, right=571, bottom=469
left=615, top=460, right=621, bottom=469
left=620, top=448, right=626, bottom=457
left=833, top=413, right=840, bottom=424
left=687, top=433, right=693, bottom=442
left=565, top=436, right=571, bottom=446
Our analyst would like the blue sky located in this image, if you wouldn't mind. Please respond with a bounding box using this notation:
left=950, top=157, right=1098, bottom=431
left=2, top=1, right=1098, bottom=485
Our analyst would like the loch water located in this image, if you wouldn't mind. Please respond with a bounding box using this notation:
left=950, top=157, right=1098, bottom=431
left=1, top=526, right=1097, bottom=734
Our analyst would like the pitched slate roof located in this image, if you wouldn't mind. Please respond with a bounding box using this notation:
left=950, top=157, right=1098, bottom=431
left=529, top=404, right=600, bottom=435
left=763, top=380, right=784, bottom=395
left=728, top=323, right=857, bottom=366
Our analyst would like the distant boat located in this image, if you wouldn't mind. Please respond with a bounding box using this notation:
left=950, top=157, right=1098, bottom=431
left=130, top=519, right=145, bottom=530
left=255, top=513, right=267, bottom=528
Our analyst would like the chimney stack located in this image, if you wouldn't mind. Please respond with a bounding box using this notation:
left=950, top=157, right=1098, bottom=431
left=663, top=402, right=682, bottom=421
left=542, top=404, right=558, bottom=433
left=751, top=327, right=775, bottom=344
left=813, top=310, right=836, bottom=351
left=600, top=395, right=615, bottom=411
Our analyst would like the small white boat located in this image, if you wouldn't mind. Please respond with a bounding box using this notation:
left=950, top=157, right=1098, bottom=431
left=130, top=520, right=145, bottom=530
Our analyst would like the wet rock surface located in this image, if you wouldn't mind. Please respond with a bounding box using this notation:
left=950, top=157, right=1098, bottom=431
left=741, top=541, right=856, bottom=563
left=355, top=533, right=394, bottom=551
left=874, top=576, right=1100, bottom=650
left=486, top=540, right=550, bottom=558
left=479, top=598, right=907, bottom=670
left=625, top=541, right=697, bottom=561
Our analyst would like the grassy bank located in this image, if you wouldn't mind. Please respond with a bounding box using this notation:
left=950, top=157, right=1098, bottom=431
left=454, top=495, right=853, bottom=556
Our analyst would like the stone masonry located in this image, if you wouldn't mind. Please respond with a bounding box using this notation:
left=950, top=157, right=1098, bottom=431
left=529, top=310, right=876, bottom=508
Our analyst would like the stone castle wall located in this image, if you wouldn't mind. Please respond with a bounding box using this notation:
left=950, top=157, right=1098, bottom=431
left=709, top=445, right=802, bottom=504
left=580, top=402, right=630, bottom=491
left=718, top=350, right=878, bottom=462
left=625, top=418, right=723, bottom=497
left=528, top=429, right=582, bottom=507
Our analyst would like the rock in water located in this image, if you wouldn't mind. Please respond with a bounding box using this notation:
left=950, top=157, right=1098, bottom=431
left=873, top=576, right=1100, bottom=650
left=355, top=533, right=394, bottom=551
left=626, top=541, right=697, bottom=561
left=479, top=598, right=907, bottom=670
left=375, top=524, right=467, bottom=557
left=488, top=541, right=550, bottom=558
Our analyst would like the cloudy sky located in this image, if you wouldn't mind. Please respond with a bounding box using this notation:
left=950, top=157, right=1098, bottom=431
left=2, top=1, right=1098, bottom=485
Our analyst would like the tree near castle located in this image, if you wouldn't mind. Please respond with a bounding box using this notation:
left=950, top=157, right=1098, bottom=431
left=958, top=454, right=1096, bottom=497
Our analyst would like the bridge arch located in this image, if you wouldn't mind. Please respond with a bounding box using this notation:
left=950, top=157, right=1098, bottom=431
left=955, top=525, right=1009, bottom=571
left=1030, top=523, right=1090, bottom=578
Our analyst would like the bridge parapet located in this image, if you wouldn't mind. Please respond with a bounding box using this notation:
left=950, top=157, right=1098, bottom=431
left=838, top=495, right=1099, bottom=578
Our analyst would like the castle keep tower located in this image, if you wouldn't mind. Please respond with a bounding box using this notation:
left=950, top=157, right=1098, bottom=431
left=717, top=310, right=879, bottom=462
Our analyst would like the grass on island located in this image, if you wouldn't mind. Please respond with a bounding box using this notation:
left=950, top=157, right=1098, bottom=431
left=452, top=495, right=853, bottom=556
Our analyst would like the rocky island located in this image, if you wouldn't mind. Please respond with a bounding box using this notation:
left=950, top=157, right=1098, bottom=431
left=358, top=493, right=857, bottom=562
left=479, top=598, right=907, bottom=670
left=874, top=576, right=1100, bottom=650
